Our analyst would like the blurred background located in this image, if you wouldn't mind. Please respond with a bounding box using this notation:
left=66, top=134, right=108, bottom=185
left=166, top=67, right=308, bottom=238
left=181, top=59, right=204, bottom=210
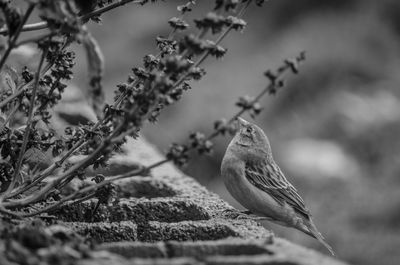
left=11, top=0, right=400, bottom=264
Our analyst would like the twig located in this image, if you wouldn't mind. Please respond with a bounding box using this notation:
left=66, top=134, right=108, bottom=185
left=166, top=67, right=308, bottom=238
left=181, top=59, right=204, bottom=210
left=7, top=104, right=106, bottom=200
left=0, top=47, right=48, bottom=202
left=207, top=68, right=293, bottom=140
left=3, top=134, right=113, bottom=208
left=6, top=140, right=87, bottom=199
left=17, top=165, right=144, bottom=217
left=0, top=38, right=68, bottom=109
left=173, top=1, right=252, bottom=90
left=0, top=0, right=143, bottom=36
left=80, top=0, right=143, bottom=21
left=0, top=4, right=36, bottom=72
left=0, top=206, right=22, bottom=219
left=18, top=158, right=170, bottom=217
left=38, top=76, right=62, bottom=110
left=113, top=23, right=180, bottom=108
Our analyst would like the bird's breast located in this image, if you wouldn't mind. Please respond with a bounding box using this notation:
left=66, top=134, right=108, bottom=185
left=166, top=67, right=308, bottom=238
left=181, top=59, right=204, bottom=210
left=221, top=153, right=283, bottom=217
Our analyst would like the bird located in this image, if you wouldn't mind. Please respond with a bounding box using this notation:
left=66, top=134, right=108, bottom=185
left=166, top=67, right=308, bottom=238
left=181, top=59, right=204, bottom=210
left=221, top=117, right=335, bottom=255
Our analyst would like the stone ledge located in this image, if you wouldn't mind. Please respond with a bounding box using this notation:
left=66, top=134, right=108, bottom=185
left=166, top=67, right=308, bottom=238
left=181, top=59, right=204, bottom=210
left=65, top=221, right=138, bottom=242
left=57, top=198, right=210, bottom=223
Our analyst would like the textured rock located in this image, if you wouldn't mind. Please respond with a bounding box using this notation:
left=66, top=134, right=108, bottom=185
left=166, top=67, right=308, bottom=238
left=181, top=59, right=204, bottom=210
left=57, top=198, right=210, bottom=223
left=166, top=238, right=273, bottom=258
left=65, top=221, right=138, bottom=242
left=97, top=242, right=168, bottom=258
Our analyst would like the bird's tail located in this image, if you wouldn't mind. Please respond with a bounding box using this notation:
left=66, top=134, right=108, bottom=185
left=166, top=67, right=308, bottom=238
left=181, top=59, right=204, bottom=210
left=302, top=219, right=335, bottom=256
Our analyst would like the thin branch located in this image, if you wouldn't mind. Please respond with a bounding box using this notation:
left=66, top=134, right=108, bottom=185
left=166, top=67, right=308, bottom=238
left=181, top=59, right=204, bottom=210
left=17, top=157, right=170, bottom=217
left=0, top=21, right=46, bottom=36
left=173, top=1, right=252, bottom=90
left=3, top=137, right=110, bottom=208
left=0, top=0, right=143, bottom=36
left=80, top=0, right=143, bottom=21
left=207, top=72, right=292, bottom=139
left=6, top=140, right=87, bottom=199
left=8, top=100, right=105, bottom=199
left=0, top=47, right=48, bottom=202
left=0, top=38, right=68, bottom=109
left=3, top=107, right=132, bottom=208
left=0, top=206, right=22, bottom=219
left=0, top=4, right=36, bottom=72
left=113, top=23, right=180, bottom=108
left=18, top=166, right=144, bottom=217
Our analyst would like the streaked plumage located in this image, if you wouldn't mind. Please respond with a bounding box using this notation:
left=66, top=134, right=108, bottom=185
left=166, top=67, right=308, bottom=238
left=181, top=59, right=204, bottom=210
left=221, top=117, right=334, bottom=255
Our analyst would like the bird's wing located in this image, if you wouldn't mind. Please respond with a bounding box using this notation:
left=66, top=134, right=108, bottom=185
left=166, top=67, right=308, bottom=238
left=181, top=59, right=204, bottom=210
left=245, top=161, right=311, bottom=219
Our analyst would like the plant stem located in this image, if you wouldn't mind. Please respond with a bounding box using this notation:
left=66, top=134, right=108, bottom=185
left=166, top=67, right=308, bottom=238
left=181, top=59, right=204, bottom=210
left=207, top=74, right=291, bottom=139
left=0, top=206, right=22, bottom=219
left=17, top=158, right=169, bottom=217
left=173, top=1, right=252, bottom=90
left=0, top=38, right=67, bottom=109
left=0, top=47, right=47, bottom=203
left=0, top=4, right=35, bottom=72
left=6, top=140, right=87, bottom=199
left=80, top=0, right=143, bottom=21
left=0, top=0, right=143, bottom=36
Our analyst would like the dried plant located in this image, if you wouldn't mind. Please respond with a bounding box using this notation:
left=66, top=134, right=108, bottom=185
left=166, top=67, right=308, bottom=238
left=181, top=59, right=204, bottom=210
left=0, top=0, right=304, bottom=218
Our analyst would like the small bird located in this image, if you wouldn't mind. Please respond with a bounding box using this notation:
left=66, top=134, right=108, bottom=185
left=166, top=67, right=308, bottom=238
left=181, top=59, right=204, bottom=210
left=221, top=117, right=334, bottom=255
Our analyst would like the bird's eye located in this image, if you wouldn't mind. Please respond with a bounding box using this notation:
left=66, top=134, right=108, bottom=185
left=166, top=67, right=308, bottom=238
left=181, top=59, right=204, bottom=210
left=245, top=126, right=253, bottom=134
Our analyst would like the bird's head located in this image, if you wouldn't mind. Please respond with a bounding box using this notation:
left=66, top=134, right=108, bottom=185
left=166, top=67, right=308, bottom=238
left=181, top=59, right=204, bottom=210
left=229, top=117, right=272, bottom=159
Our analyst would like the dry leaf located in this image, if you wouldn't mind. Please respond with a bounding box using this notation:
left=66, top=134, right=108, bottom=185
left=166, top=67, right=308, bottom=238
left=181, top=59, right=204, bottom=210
left=0, top=64, right=18, bottom=95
